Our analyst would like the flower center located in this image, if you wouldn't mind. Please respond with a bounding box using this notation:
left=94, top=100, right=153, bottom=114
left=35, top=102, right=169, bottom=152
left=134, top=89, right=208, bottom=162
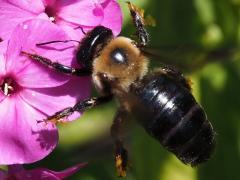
left=0, top=76, right=20, bottom=96
left=45, top=6, right=57, bottom=23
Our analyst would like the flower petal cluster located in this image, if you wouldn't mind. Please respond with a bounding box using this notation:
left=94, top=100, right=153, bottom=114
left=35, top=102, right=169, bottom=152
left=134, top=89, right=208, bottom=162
left=0, top=0, right=122, bottom=41
left=0, top=0, right=122, bottom=171
left=0, top=19, right=89, bottom=164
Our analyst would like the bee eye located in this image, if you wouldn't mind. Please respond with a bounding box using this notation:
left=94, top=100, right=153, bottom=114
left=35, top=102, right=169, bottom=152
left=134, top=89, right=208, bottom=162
left=110, top=48, right=128, bottom=64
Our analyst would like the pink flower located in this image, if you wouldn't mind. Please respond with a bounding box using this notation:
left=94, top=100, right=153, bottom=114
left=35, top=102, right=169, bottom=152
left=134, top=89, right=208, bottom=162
left=0, top=0, right=122, bottom=41
left=0, top=19, right=90, bottom=165
left=0, top=0, right=122, bottom=167
left=0, top=163, right=87, bottom=179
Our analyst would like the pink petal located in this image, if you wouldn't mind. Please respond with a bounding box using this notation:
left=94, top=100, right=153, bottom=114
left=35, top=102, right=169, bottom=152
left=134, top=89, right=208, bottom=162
left=0, top=40, right=8, bottom=54
left=19, top=76, right=91, bottom=118
left=6, top=0, right=45, bottom=14
left=56, top=0, right=123, bottom=45
left=56, top=19, right=86, bottom=41
left=6, top=19, right=77, bottom=88
left=0, top=72, right=5, bottom=103
left=42, top=0, right=57, bottom=7
left=0, top=54, right=5, bottom=74
left=101, top=0, right=122, bottom=36
left=47, top=163, right=87, bottom=179
left=36, top=12, right=51, bottom=20
left=100, top=0, right=111, bottom=4
left=0, top=41, right=7, bottom=74
left=57, top=0, right=103, bottom=26
left=0, top=92, right=5, bottom=103
left=0, top=1, right=36, bottom=40
left=11, top=163, right=87, bottom=179
left=0, top=96, right=58, bottom=164
left=0, top=41, right=8, bottom=102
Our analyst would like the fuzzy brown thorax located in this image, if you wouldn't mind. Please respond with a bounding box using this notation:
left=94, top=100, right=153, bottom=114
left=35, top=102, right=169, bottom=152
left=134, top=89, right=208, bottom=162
left=92, top=37, right=148, bottom=95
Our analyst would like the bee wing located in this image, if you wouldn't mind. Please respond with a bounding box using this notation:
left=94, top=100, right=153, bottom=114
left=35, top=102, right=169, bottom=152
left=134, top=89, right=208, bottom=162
left=140, top=45, right=234, bottom=71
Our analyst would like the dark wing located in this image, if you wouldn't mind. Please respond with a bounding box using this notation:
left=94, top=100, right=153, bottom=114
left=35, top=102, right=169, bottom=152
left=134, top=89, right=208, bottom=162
left=140, top=45, right=234, bottom=72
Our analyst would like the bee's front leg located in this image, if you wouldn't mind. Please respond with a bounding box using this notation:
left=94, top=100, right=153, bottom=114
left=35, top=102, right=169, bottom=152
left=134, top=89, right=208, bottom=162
left=39, top=96, right=112, bottom=124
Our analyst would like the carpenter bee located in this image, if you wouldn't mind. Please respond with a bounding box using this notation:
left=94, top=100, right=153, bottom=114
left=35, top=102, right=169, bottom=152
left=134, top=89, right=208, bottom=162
left=21, top=2, right=215, bottom=177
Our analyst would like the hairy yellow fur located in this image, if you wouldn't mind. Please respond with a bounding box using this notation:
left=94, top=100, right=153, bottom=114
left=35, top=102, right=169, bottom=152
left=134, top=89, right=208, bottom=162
left=93, top=37, right=148, bottom=92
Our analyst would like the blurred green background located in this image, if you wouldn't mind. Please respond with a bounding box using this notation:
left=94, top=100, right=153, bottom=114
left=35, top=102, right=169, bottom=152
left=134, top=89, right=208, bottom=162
left=30, top=0, right=240, bottom=179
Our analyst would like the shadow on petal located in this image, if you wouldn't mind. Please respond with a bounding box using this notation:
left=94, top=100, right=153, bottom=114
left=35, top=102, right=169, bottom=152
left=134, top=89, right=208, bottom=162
left=32, top=128, right=59, bottom=151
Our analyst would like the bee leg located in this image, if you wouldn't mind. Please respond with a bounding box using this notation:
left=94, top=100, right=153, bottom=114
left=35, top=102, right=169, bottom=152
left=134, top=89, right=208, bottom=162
left=41, top=96, right=112, bottom=123
left=21, top=51, right=91, bottom=76
left=162, top=66, right=192, bottom=90
left=127, top=2, right=149, bottom=47
left=111, top=109, right=129, bottom=177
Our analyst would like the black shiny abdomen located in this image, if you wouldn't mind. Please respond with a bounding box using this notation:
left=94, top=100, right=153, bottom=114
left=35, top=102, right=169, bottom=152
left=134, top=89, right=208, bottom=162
left=77, top=26, right=113, bottom=69
left=132, top=73, right=215, bottom=165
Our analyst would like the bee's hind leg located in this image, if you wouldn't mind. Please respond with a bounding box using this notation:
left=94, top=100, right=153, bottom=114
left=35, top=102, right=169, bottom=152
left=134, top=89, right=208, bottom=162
left=111, top=108, right=129, bottom=177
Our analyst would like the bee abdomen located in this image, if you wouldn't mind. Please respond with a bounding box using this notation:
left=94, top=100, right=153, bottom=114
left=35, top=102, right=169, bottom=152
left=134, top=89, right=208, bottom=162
left=159, top=103, right=215, bottom=165
left=135, top=74, right=215, bottom=165
left=160, top=103, right=205, bottom=147
left=176, top=120, right=215, bottom=165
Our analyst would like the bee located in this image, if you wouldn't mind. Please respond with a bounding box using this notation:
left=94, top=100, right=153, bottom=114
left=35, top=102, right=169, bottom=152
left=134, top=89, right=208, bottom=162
left=21, top=2, right=215, bottom=177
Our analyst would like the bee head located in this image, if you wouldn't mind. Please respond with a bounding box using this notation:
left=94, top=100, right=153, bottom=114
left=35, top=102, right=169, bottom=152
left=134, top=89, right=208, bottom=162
left=77, top=26, right=113, bottom=70
left=93, top=37, right=148, bottom=92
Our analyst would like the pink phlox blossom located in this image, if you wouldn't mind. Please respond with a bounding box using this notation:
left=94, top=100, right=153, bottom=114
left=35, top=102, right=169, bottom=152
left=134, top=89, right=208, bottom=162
left=0, top=0, right=122, bottom=41
left=0, top=0, right=123, bottom=167
left=0, top=19, right=90, bottom=165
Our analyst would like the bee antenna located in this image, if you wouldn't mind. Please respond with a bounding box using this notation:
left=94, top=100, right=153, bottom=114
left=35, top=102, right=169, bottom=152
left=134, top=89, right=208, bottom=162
left=74, top=26, right=87, bottom=35
left=36, top=40, right=80, bottom=46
